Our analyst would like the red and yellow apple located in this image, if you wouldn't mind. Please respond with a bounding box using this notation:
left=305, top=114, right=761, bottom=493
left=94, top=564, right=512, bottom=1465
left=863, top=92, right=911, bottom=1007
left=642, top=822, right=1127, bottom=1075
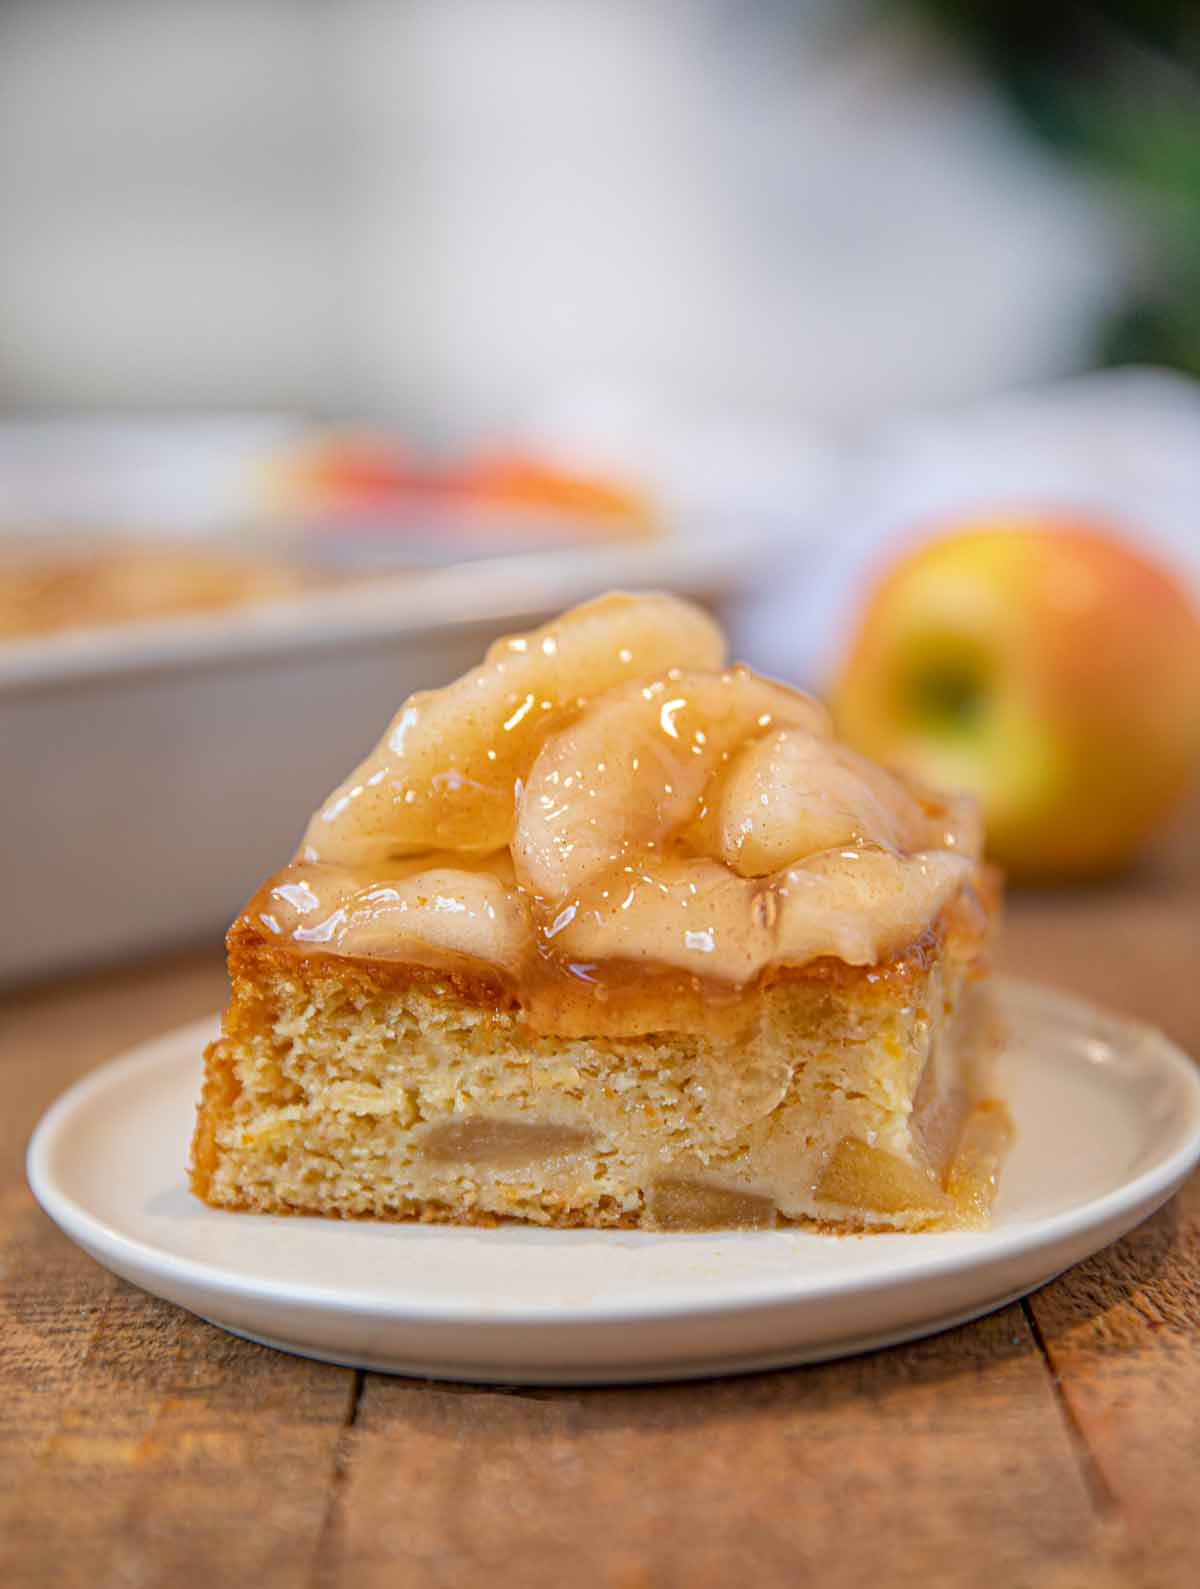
left=831, top=517, right=1200, bottom=881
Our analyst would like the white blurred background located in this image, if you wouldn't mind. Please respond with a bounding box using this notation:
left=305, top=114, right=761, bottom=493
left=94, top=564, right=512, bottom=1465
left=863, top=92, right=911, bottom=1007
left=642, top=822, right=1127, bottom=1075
left=3, top=0, right=1200, bottom=981
left=0, top=0, right=1133, bottom=432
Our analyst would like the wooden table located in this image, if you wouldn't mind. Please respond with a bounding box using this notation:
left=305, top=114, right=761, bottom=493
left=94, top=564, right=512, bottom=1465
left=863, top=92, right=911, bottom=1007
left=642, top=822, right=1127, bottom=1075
left=3, top=798, right=1198, bottom=1589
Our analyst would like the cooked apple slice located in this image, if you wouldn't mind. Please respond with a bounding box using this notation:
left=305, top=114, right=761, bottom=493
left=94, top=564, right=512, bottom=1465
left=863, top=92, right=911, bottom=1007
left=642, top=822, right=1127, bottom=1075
left=555, top=846, right=973, bottom=982
left=514, top=667, right=828, bottom=900
left=258, top=862, right=531, bottom=972
left=302, top=592, right=725, bottom=866
left=704, top=728, right=931, bottom=875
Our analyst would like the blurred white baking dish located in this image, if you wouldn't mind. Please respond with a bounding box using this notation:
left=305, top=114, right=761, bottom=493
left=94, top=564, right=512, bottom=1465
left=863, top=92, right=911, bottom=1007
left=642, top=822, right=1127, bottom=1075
left=0, top=537, right=757, bottom=986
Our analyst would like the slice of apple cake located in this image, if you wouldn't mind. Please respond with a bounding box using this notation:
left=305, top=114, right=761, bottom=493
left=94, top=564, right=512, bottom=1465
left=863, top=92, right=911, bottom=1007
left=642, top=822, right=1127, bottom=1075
left=191, top=592, right=1009, bottom=1231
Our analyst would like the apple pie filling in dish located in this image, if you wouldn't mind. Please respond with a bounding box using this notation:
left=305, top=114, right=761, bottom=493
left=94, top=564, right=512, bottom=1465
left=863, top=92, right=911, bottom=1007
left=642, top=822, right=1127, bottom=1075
left=191, top=592, right=1011, bottom=1231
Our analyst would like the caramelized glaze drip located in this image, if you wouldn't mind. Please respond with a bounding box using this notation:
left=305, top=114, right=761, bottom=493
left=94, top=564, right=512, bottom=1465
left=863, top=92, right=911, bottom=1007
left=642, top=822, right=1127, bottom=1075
left=247, top=592, right=988, bottom=1035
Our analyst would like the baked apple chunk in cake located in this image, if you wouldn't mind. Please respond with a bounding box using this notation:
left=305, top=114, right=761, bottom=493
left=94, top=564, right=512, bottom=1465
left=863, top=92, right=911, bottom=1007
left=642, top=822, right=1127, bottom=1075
left=191, top=592, right=1010, bottom=1231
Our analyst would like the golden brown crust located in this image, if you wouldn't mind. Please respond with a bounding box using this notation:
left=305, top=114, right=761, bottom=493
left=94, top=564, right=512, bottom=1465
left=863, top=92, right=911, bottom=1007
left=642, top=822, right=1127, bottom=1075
left=187, top=1180, right=932, bottom=1235
left=189, top=1039, right=240, bottom=1203
left=225, top=865, right=1000, bottom=1025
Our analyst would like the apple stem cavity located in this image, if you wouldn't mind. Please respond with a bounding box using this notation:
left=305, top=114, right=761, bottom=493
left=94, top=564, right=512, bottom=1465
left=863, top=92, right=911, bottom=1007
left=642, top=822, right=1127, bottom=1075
left=904, top=664, right=987, bottom=736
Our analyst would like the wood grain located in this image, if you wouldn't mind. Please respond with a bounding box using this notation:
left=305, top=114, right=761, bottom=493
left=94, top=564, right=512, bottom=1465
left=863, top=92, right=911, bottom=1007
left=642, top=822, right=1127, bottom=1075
left=324, top=1311, right=1100, bottom=1589
left=1002, top=790, right=1200, bottom=1589
left=0, top=954, right=356, bottom=1589
left=1022, top=1169, right=1200, bottom=1588
left=0, top=791, right=1196, bottom=1587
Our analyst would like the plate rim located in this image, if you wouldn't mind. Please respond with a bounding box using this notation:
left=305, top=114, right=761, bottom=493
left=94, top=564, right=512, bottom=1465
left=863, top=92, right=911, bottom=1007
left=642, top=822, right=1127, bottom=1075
left=26, top=976, right=1200, bottom=1329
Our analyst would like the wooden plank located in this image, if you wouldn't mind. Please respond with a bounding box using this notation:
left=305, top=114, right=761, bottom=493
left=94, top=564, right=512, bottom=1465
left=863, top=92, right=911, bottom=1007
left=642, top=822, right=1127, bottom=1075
left=1000, top=789, right=1200, bottom=1056
left=1024, top=1169, right=1200, bottom=1589
left=0, top=950, right=357, bottom=1589
left=323, top=1306, right=1103, bottom=1589
left=1007, top=793, right=1200, bottom=1589
left=0, top=949, right=229, bottom=1488
left=1001, top=890, right=1200, bottom=1056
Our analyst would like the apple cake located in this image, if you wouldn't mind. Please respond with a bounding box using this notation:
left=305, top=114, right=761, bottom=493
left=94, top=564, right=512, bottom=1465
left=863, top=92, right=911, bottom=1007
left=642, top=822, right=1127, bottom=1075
left=191, top=592, right=1010, bottom=1231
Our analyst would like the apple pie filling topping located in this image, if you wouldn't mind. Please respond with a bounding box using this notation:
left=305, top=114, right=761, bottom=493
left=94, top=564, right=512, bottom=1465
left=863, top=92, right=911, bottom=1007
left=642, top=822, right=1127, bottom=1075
left=248, top=593, right=985, bottom=1028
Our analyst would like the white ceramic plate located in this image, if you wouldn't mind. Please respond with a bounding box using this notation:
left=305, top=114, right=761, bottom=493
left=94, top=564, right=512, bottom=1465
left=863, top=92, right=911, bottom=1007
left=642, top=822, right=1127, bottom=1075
left=28, top=978, right=1200, bottom=1385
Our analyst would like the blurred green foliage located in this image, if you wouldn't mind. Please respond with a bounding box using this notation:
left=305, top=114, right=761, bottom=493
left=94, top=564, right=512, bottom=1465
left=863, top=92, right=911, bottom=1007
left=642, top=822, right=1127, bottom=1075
left=907, top=1, right=1200, bottom=374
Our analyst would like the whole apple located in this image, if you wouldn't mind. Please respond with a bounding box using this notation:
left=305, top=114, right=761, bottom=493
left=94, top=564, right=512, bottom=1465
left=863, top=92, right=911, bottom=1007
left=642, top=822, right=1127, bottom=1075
left=831, top=518, right=1200, bottom=881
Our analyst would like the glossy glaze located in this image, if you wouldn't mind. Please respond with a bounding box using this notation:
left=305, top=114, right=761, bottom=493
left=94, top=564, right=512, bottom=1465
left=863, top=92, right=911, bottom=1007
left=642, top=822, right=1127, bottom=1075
left=246, top=592, right=987, bottom=1033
